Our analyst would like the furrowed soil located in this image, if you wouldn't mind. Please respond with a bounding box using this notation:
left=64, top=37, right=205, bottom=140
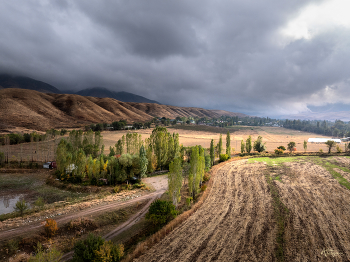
left=135, top=157, right=350, bottom=262
left=135, top=160, right=277, bottom=262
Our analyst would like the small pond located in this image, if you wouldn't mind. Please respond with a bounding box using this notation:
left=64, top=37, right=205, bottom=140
left=0, top=194, right=26, bottom=215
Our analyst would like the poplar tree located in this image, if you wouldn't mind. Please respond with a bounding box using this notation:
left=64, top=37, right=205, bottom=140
left=218, top=134, right=223, bottom=155
left=210, top=139, right=215, bottom=166
left=241, top=140, right=245, bottom=153
left=303, top=140, right=307, bottom=152
left=150, top=127, right=169, bottom=170
left=168, top=156, right=183, bottom=206
left=246, top=136, right=252, bottom=153
left=226, top=131, right=231, bottom=157
left=139, top=145, right=148, bottom=178
left=189, top=146, right=199, bottom=197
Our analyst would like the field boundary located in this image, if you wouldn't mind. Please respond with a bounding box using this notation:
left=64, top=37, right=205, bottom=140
left=123, top=156, right=248, bottom=262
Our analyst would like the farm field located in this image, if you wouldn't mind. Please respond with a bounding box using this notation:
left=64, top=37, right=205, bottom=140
left=102, top=126, right=336, bottom=153
left=136, top=156, right=350, bottom=261
left=0, top=126, right=340, bottom=163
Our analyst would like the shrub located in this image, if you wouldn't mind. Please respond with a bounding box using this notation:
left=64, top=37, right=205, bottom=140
left=44, top=218, right=58, bottom=238
left=113, top=185, right=121, bottom=193
left=28, top=243, right=62, bottom=262
left=274, top=149, right=284, bottom=155
left=14, top=199, right=29, bottom=217
left=319, top=148, right=323, bottom=153
left=5, top=239, right=19, bottom=255
left=94, top=241, right=124, bottom=262
left=34, top=197, right=45, bottom=209
left=203, top=172, right=210, bottom=183
left=201, top=185, right=207, bottom=192
left=73, top=233, right=104, bottom=262
left=336, top=145, right=342, bottom=153
left=146, top=200, right=177, bottom=226
left=219, top=154, right=229, bottom=162
left=277, top=146, right=286, bottom=151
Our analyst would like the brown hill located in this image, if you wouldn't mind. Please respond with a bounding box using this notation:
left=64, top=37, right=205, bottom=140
left=0, top=88, right=248, bottom=131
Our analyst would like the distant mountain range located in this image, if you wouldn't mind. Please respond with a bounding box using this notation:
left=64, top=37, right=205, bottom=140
left=0, top=74, right=159, bottom=104
left=0, top=74, right=60, bottom=93
left=0, top=88, right=249, bottom=131
left=75, top=87, right=160, bottom=104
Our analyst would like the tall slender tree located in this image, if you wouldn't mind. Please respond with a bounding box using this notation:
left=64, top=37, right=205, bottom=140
left=226, top=131, right=231, bottom=157
left=168, top=156, right=183, bottom=206
left=139, top=145, right=148, bottom=178
left=218, top=134, right=223, bottom=156
left=210, top=139, right=215, bottom=166
left=246, top=136, right=252, bottom=153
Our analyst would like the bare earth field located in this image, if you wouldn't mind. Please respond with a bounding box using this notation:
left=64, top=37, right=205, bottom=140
left=135, top=157, right=350, bottom=262
left=135, top=160, right=277, bottom=262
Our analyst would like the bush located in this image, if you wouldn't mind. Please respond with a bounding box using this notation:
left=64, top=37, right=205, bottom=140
left=274, top=148, right=284, bottom=155
left=201, top=185, right=207, bottom=192
left=44, top=218, right=58, bottom=237
left=146, top=200, right=177, bottom=226
left=73, top=233, right=104, bottom=262
left=72, top=233, right=123, bottom=262
left=94, top=241, right=124, bottom=262
left=203, top=172, right=210, bottom=183
left=219, top=154, right=229, bottom=162
left=5, top=239, right=19, bottom=255
left=277, top=146, right=286, bottom=151
left=34, top=197, right=45, bottom=209
left=29, top=243, right=62, bottom=262
left=14, top=199, right=29, bottom=217
left=336, top=145, right=342, bottom=153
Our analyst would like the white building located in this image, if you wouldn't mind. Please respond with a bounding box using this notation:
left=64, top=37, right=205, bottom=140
left=308, top=138, right=341, bottom=143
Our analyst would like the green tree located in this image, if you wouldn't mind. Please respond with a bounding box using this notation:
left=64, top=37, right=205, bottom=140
left=226, top=131, right=231, bottom=157
left=287, top=141, right=296, bottom=153
left=14, top=199, right=28, bottom=217
left=246, top=136, right=252, bottom=153
left=218, top=134, right=223, bottom=155
left=150, top=127, right=169, bottom=170
left=325, top=140, right=336, bottom=153
left=72, top=233, right=104, bottom=262
left=139, top=145, right=148, bottom=178
left=303, top=140, right=307, bottom=152
left=241, top=140, right=245, bottom=153
left=210, top=139, right=215, bottom=166
left=146, top=200, right=177, bottom=226
left=253, top=136, right=266, bottom=153
left=168, top=157, right=183, bottom=206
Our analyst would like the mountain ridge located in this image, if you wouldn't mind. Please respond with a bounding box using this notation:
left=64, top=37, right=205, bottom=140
left=0, top=88, right=249, bottom=131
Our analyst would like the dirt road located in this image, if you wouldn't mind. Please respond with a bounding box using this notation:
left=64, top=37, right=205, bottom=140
left=0, top=175, right=168, bottom=244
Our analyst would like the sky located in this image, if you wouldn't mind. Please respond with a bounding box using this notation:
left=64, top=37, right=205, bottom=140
left=1, top=0, right=350, bottom=118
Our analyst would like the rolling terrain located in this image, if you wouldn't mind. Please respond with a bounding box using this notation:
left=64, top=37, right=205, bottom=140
left=0, top=88, right=247, bottom=131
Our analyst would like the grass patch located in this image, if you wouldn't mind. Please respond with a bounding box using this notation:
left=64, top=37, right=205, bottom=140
left=265, top=171, right=289, bottom=262
left=248, top=156, right=302, bottom=166
left=35, top=186, right=89, bottom=204
left=311, top=157, right=350, bottom=190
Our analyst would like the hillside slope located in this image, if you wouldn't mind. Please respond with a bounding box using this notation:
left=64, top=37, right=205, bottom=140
left=0, top=88, right=248, bottom=131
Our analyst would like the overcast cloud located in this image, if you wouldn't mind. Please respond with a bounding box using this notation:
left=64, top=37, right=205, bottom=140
left=1, top=0, right=350, bottom=117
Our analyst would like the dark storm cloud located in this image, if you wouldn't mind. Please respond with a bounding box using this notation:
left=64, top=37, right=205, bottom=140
left=1, top=0, right=349, bottom=117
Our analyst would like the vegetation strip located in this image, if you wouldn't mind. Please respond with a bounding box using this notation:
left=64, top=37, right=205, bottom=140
left=122, top=157, right=246, bottom=262
left=311, top=158, right=350, bottom=190
left=265, top=167, right=289, bottom=262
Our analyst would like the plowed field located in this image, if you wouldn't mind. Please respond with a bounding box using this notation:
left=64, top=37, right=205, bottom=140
left=135, top=157, right=350, bottom=261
